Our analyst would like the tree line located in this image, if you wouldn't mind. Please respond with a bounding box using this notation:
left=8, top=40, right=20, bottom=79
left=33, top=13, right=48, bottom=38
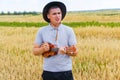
left=0, top=11, right=40, bottom=15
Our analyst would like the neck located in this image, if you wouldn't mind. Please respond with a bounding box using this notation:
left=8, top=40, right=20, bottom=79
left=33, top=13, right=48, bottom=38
left=50, top=22, right=61, bottom=28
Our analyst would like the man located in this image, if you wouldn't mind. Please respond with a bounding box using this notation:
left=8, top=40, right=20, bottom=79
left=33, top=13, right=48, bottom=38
left=33, top=1, right=78, bottom=80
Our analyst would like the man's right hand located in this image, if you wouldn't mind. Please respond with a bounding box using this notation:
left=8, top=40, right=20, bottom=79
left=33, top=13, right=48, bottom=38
left=40, top=42, right=50, bottom=53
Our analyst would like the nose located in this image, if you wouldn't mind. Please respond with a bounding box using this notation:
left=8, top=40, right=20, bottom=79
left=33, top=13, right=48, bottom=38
left=56, top=13, right=60, bottom=17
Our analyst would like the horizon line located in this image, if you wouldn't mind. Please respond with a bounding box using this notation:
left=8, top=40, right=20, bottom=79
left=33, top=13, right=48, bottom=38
left=0, top=8, right=120, bottom=13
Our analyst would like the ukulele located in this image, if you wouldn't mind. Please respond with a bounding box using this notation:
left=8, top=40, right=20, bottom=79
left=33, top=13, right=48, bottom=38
left=42, top=43, right=59, bottom=58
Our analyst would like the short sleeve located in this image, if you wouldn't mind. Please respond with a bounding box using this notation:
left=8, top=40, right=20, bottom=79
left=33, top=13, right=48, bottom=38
left=34, top=29, right=43, bottom=45
left=68, top=29, right=77, bottom=46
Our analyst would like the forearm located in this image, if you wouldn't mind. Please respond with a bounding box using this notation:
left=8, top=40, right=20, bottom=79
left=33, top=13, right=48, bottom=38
left=33, top=47, right=44, bottom=56
left=33, top=42, right=50, bottom=56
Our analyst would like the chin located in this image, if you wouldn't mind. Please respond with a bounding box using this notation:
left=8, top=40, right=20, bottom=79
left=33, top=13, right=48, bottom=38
left=57, top=21, right=61, bottom=23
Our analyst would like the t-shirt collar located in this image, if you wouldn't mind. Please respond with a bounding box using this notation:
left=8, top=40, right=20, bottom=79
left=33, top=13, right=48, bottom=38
left=48, top=24, right=62, bottom=31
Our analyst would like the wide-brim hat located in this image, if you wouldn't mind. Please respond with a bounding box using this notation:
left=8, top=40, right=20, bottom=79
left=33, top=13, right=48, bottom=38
left=42, top=1, right=66, bottom=23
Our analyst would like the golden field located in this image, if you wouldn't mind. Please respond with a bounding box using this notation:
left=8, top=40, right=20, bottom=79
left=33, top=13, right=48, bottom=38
left=0, top=11, right=120, bottom=80
left=0, top=12, right=120, bottom=22
left=0, top=26, right=120, bottom=80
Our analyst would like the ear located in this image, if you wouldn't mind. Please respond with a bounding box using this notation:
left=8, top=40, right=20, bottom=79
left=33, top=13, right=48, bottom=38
left=47, top=14, right=50, bottom=19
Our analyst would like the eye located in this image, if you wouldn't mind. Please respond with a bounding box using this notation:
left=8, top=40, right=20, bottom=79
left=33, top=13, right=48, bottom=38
left=58, top=12, right=61, bottom=14
left=53, top=13, right=56, bottom=15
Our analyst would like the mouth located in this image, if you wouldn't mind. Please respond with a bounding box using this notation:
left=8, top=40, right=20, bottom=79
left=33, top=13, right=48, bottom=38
left=56, top=18, right=60, bottom=21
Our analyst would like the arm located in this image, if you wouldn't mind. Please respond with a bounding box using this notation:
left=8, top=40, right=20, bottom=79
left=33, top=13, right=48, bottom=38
left=33, top=43, right=50, bottom=56
left=65, top=45, right=78, bottom=57
left=66, top=28, right=77, bottom=56
left=59, top=45, right=78, bottom=57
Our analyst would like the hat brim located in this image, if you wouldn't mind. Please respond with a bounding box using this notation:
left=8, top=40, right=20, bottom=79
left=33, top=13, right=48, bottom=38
left=43, top=1, right=66, bottom=22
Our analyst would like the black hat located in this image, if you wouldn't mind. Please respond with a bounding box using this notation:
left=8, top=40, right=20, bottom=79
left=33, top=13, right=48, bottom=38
left=42, top=1, right=66, bottom=22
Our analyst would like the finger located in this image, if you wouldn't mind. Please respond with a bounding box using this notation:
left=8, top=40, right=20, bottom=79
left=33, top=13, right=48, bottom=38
left=59, top=47, right=66, bottom=54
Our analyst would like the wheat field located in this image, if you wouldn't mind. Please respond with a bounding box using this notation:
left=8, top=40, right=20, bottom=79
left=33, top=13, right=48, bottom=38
left=0, top=12, right=120, bottom=22
left=0, top=26, right=120, bottom=80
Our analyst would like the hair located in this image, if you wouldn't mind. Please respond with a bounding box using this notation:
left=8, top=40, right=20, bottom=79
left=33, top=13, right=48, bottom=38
left=47, top=6, right=61, bottom=14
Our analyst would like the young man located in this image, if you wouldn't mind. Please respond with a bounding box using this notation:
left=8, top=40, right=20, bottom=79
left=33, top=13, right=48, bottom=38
left=33, top=1, right=78, bottom=80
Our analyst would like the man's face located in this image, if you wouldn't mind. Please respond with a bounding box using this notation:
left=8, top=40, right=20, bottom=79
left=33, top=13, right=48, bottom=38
left=47, top=8, right=62, bottom=25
